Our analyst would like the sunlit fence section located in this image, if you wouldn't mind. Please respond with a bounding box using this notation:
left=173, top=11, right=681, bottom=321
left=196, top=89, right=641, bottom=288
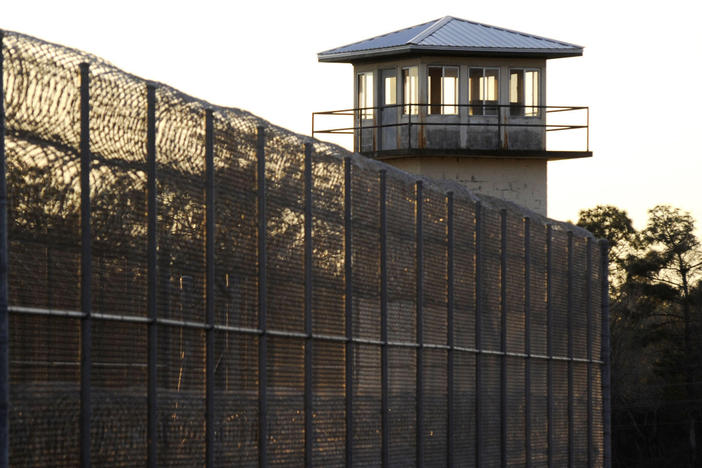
left=0, top=30, right=610, bottom=467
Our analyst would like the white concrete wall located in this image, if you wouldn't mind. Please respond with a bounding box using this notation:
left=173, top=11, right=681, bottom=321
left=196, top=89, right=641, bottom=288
left=389, top=157, right=548, bottom=215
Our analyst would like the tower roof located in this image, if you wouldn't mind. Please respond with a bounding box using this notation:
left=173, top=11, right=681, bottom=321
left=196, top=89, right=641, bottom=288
left=318, top=16, right=583, bottom=62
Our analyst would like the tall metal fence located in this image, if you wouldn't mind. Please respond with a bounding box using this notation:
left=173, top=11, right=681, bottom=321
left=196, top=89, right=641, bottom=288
left=0, top=30, right=611, bottom=467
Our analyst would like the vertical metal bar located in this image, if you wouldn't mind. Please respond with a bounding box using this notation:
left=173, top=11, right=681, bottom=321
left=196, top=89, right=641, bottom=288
left=205, top=108, right=215, bottom=468
left=304, top=143, right=313, bottom=468
left=344, top=157, right=354, bottom=468
left=475, top=201, right=483, bottom=468
left=567, top=232, right=574, bottom=468
left=586, top=238, right=593, bottom=468
left=380, top=170, right=389, bottom=468
left=500, top=209, right=507, bottom=468
left=257, top=125, right=268, bottom=468
left=447, top=192, right=454, bottom=468
left=358, top=112, right=362, bottom=153
left=408, top=112, right=412, bottom=150
left=497, top=106, right=502, bottom=150
left=600, top=240, right=612, bottom=468
left=416, top=181, right=424, bottom=468
left=546, top=225, right=553, bottom=468
left=524, top=217, right=532, bottom=468
left=586, top=108, right=590, bottom=153
left=79, top=62, right=92, bottom=468
left=0, top=29, right=9, bottom=468
left=146, top=83, right=158, bottom=468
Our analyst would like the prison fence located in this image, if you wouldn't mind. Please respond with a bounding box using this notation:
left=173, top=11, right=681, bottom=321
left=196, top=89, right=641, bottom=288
left=0, top=30, right=611, bottom=467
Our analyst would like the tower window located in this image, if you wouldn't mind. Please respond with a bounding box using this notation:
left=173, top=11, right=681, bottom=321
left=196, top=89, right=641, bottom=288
left=384, top=75, right=397, bottom=106
left=428, top=66, right=458, bottom=115
left=469, top=68, right=499, bottom=116
left=357, top=72, right=374, bottom=119
left=510, top=69, right=540, bottom=117
left=402, top=66, right=418, bottom=115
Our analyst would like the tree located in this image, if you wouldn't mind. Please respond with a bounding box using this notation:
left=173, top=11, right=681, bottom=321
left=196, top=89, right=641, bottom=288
left=578, top=204, right=702, bottom=467
left=633, top=206, right=702, bottom=466
left=577, top=205, right=638, bottom=288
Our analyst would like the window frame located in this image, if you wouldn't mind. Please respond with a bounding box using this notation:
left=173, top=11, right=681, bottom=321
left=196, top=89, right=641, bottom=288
left=468, top=67, right=500, bottom=116
left=383, top=72, right=397, bottom=107
left=427, top=65, right=459, bottom=115
left=357, top=71, right=374, bottom=119
left=509, top=68, right=542, bottom=118
left=401, top=66, right=419, bottom=115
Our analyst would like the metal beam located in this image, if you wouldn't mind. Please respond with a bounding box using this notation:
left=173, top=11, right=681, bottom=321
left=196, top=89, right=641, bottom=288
left=416, top=180, right=424, bottom=468
left=586, top=238, right=593, bottom=468
left=567, top=232, right=574, bottom=468
left=0, top=29, right=9, bottom=468
left=79, top=62, right=92, bottom=468
left=205, top=108, right=215, bottom=468
left=524, top=217, right=532, bottom=468
left=600, top=240, right=611, bottom=468
left=146, top=82, right=158, bottom=468
left=475, top=202, right=483, bottom=468
left=546, top=224, right=553, bottom=468
left=380, top=170, right=389, bottom=467
left=500, top=209, right=507, bottom=468
left=257, top=125, right=268, bottom=468
left=304, top=143, right=313, bottom=468
left=344, top=157, right=354, bottom=468
left=447, top=192, right=454, bottom=468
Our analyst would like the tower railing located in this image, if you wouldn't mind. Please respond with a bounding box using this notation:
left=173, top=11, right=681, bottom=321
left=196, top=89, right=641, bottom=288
left=312, top=103, right=589, bottom=156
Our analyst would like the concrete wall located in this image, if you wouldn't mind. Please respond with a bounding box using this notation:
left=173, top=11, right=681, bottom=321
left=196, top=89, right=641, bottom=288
left=388, top=156, right=548, bottom=215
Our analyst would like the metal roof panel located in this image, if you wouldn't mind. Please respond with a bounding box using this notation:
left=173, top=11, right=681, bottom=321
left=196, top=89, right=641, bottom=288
left=318, top=16, right=583, bottom=62
left=319, top=20, right=435, bottom=55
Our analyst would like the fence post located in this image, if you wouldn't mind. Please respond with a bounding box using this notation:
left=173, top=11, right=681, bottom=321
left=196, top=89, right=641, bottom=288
left=146, top=82, right=158, bottom=468
left=600, top=240, right=611, bottom=468
left=344, top=157, right=353, bottom=468
left=0, top=29, right=9, bottom=468
left=475, top=201, right=483, bottom=468
left=586, top=238, right=593, bottom=468
left=500, top=209, right=507, bottom=468
left=446, top=192, right=454, bottom=468
left=205, top=108, right=215, bottom=468
left=546, top=224, right=553, bottom=468
left=257, top=125, right=268, bottom=468
left=415, top=180, right=424, bottom=468
left=79, top=61, right=92, bottom=468
left=524, top=217, right=532, bottom=468
left=304, top=143, right=313, bottom=468
left=567, top=231, right=574, bottom=468
left=380, top=170, right=389, bottom=467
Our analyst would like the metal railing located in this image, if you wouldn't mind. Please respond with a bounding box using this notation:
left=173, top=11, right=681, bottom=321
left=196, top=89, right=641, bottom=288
left=312, top=103, right=589, bottom=153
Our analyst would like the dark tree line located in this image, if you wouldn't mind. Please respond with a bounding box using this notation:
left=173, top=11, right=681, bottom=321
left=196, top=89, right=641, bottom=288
left=577, top=205, right=702, bottom=468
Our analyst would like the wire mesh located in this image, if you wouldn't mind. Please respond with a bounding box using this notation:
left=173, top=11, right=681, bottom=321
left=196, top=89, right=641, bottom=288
left=1, top=29, right=608, bottom=467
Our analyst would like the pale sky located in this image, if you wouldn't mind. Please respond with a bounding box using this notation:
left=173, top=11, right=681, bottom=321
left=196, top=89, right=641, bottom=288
left=3, top=0, right=702, bottom=230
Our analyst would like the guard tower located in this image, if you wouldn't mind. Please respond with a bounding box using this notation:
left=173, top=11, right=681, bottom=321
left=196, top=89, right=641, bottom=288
left=313, top=16, right=590, bottom=215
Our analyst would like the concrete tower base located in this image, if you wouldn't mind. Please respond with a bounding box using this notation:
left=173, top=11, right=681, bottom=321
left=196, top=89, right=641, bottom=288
left=388, top=156, right=547, bottom=216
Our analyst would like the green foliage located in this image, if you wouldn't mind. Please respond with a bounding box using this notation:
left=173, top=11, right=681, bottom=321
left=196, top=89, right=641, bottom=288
left=577, top=205, right=638, bottom=290
left=645, top=205, right=699, bottom=255
left=578, top=204, right=702, bottom=467
left=577, top=205, right=636, bottom=248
